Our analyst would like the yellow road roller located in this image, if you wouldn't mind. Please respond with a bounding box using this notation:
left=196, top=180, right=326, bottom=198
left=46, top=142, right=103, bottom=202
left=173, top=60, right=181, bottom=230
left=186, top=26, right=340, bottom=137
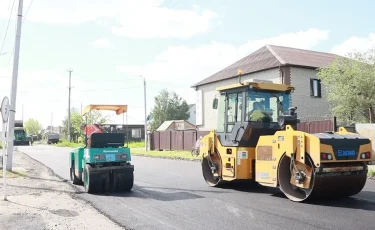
left=199, top=78, right=372, bottom=202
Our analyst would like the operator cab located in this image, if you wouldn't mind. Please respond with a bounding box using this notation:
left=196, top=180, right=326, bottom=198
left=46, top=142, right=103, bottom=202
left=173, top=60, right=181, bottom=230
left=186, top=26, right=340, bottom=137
left=212, top=79, right=299, bottom=147
left=82, top=123, right=126, bottom=148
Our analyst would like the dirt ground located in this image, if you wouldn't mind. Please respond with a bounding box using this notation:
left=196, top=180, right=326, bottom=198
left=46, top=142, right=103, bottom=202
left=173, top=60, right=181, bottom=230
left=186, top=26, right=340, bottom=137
left=0, top=150, right=125, bottom=230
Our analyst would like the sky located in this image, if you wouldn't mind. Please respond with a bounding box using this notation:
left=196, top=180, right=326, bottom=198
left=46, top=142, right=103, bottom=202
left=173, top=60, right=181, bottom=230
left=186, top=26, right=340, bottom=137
left=0, top=0, right=374, bottom=129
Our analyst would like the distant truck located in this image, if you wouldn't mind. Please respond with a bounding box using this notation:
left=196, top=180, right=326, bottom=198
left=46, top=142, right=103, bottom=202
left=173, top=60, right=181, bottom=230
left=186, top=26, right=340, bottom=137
left=14, top=120, right=30, bottom=146
left=46, top=132, right=60, bottom=144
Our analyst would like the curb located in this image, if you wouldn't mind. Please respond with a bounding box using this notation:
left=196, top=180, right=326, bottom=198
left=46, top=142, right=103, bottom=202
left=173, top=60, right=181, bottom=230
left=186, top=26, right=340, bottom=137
left=131, top=153, right=202, bottom=162
left=51, top=145, right=201, bottom=163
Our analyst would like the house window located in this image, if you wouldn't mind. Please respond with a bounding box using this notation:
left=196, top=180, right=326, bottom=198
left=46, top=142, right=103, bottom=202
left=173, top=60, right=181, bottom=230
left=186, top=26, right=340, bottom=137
left=132, top=128, right=142, bottom=138
left=310, top=78, right=322, bottom=98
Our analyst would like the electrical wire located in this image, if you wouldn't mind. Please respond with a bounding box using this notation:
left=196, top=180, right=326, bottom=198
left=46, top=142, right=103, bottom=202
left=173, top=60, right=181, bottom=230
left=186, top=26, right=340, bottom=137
left=11, top=84, right=163, bottom=93
left=0, top=0, right=16, bottom=56
left=4, top=0, right=35, bottom=67
left=168, top=0, right=181, bottom=9
left=22, top=0, right=34, bottom=24
left=159, top=0, right=174, bottom=7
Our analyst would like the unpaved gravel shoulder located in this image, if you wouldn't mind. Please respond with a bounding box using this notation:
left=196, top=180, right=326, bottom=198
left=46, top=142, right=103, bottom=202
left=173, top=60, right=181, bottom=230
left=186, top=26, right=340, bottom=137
left=0, top=150, right=125, bottom=230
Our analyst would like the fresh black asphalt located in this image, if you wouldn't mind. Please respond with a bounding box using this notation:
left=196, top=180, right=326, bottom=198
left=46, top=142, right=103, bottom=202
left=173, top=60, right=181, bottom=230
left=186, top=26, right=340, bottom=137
left=17, top=145, right=375, bottom=230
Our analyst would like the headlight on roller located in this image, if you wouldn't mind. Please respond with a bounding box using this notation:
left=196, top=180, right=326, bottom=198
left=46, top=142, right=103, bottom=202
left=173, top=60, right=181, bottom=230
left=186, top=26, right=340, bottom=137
left=118, top=154, right=127, bottom=159
left=93, top=154, right=104, bottom=160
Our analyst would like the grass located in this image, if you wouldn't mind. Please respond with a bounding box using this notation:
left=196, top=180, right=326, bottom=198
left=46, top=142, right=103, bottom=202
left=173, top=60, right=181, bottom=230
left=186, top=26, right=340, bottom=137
left=368, top=169, right=375, bottom=178
left=0, top=168, right=27, bottom=178
left=54, top=140, right=146, bottom=149
left=53, top=139, right=195, bottom=160
left=55, top=140, right=84, bottom=148
left=130, top=148, right=197, bottom=160
left=127, top=141, right=145, bottom=148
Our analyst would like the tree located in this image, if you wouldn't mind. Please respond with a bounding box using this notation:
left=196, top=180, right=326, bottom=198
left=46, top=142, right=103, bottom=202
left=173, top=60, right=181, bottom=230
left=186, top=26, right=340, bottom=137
left=150, top=89, right=190, bottom=131
left=62, top=108, right=83, bottom=142
left=24, top=118, right=42, bottom=135
left=61, top=107, right=110, bottom=142
left=317, top=47, right=375, bottom=123
left=85, top=110, right=110, bottom=124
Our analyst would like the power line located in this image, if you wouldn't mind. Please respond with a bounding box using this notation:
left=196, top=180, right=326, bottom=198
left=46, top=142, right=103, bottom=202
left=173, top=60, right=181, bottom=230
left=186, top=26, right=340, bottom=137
left=9, top=84, right=165, bottom=93
left=159, top=0, right=174, bottom=7
left=3, top=0, right=35, bottom=67
left=22, top=0, right=34, bottom=24
left=0, top=0, right=16, bottom=56
left=169, top=0, right=181, bottom=9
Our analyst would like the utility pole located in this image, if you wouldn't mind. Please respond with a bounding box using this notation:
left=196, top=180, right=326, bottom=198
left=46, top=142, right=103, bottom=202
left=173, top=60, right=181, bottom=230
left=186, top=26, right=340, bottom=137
left=6, top=0, right=24, bottom=171
left=141, top=75, right=148, bottom=151
left=67, top=69, right=72, bottom=142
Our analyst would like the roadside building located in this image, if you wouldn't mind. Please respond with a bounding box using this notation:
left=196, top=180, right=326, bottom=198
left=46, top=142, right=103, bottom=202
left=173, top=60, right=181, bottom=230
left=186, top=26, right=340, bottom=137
left=191, top=44, right=341, bottom=131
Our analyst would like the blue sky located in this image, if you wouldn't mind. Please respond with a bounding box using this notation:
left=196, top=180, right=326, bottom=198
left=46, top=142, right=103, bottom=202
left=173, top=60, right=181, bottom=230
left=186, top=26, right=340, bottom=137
left=0, top=0, right=374, bottom=128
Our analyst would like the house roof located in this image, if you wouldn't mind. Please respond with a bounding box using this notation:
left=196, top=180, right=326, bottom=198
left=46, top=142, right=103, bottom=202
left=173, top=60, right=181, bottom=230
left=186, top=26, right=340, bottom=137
left=156, top=120, right=175, bottom=131
left=188, top=104, right=195, bottom=109
left=156, top=120, right=195, bottom=131
left=192, top=45, right=342, bottom=87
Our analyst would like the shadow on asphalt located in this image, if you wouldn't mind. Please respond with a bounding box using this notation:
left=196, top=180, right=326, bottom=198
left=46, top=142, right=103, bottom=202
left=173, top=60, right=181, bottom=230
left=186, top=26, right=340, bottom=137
left=219, top=181, right=283, bottom=195
left=94, top=185, right=206, bottom=202
left=305, top=192, right=375, bottom=211
left=210, top=181, right=375, bottom=211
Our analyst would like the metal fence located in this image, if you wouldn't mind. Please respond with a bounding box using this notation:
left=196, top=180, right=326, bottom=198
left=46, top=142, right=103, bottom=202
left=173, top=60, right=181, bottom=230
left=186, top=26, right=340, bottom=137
left=149, top=118, right=336, bottom=151
left=150, top=130, right=210, bottom=151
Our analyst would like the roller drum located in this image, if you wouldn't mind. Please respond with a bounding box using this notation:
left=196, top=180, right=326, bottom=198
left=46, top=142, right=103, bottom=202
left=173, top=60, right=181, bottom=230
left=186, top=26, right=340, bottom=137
left=278, top=154, right=368, bottom=202
left=308, top=166, right=368, bottom=200
left=202, top=157, right=222, bottom=187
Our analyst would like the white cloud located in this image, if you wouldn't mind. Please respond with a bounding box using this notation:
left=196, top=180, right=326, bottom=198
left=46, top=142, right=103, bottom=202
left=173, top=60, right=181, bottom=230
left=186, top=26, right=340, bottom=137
left=0, top=0, right=116, bottom=25
left=117, top=28, right=330, bottom=102
left=331, top=33, right=375, bottom=56
left=0, top=67, right=84, bottom=128
left=0, top=28, right=330, bottom=128
left=110, top=3, right=218, bottom=39
left=0, top=67, right=148, bottom=128
left=0, top=0, right=219, bottom=39
left=89, top=38, right=114, bottom=49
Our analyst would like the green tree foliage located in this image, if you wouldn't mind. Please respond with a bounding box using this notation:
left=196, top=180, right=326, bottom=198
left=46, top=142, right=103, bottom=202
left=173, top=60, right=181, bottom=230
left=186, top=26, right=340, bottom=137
left=85, top=110, right=110, bottom=124
left=24, top=118, right=42, bottom=135
left=62, top=108, right=110, bottom=142
left=62, top=108, right=83, bottom=143
left=317, top=48, right=375, bottom=123
left=150, top=89, right=190, bottom=131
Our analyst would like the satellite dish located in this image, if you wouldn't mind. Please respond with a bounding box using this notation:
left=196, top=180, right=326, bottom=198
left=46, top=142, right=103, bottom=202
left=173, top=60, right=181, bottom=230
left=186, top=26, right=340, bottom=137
left=1, top=97, right=10, bottom=123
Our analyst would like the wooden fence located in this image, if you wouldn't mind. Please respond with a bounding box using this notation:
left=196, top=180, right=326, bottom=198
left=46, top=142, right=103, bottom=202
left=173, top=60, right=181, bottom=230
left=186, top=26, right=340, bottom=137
left=149, top=119, right=336, bottom=151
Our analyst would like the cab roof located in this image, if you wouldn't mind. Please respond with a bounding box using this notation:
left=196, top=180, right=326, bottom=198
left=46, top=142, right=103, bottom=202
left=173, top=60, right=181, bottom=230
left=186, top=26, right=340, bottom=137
left=82, top=104, right=127, bottom=116
left=216, top=79, right=295, bottom=92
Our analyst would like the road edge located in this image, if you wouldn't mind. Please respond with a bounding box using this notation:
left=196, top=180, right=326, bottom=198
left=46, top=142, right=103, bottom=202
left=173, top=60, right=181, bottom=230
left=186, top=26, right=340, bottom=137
left=16, top=149, right=132, bottom=230
left=52, top=145, right=202, bottom=162
left=132, top=153, right=201, bottom=162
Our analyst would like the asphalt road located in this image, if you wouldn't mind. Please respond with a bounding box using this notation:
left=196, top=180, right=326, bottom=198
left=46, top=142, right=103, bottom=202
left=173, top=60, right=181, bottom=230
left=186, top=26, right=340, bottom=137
left=16, top=145, right=375, bottom=230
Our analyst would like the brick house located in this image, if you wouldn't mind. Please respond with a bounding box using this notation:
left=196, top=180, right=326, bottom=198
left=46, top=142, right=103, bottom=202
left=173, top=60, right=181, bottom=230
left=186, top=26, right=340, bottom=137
left=191, top=44, right=341, bottom=131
